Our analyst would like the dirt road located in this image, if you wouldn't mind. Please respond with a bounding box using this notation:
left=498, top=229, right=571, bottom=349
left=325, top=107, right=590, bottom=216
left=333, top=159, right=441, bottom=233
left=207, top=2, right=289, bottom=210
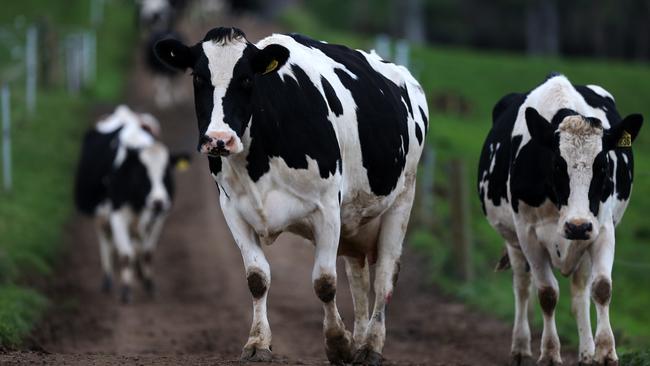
left=0, top=13, right=568, bottom=366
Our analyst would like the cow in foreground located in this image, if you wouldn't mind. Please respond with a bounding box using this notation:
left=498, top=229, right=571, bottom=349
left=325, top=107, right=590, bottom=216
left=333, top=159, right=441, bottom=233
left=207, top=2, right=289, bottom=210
left=478, top=74, right=643, bottom=365
left=155, top=27, right=428, bottom=364
left=74, top=105, right=188, bottom=303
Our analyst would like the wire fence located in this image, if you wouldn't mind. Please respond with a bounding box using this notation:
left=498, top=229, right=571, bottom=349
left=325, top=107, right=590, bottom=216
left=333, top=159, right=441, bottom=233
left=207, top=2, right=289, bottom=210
left=0, top=0, right=103, bottom=193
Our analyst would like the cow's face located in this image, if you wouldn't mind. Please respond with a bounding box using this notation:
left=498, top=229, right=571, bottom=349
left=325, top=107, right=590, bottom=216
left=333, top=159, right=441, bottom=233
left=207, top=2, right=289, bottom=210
left=154, top=27, right=290, bottom=157
left=526, top=107, right=642, bottom=273
left=137, top=143, right=189, bottom=216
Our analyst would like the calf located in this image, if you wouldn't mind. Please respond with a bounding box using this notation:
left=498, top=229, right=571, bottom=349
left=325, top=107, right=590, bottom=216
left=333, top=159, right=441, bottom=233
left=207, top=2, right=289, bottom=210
left=478, top=74, right=643, bottom=365
left=155, top=27, right=428, bottom=365
left=74, top=105, right=188, bottom=303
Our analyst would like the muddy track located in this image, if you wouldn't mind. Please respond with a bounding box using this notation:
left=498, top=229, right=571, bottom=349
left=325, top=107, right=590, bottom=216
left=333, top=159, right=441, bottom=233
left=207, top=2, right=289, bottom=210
left=0, top=13, right=575, bottom=366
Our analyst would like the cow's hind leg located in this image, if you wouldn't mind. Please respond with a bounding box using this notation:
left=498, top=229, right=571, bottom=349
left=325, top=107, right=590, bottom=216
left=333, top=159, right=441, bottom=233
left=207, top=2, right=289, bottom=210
left=571, top=254, right=595, bottom=365
left=353, top=179, right=415, bottom=366
left=313, top=208, right=354, bottom=365
left=223, top=211, right=273, bottom=362
left=506, top=244, right=535, bottom=366
left=344, top=256, right=370, bottom=348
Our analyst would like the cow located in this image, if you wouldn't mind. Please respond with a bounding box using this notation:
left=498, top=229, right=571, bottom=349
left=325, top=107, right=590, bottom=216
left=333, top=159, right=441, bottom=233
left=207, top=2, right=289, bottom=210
left=478, top=73, right=643, bottom=366
left=136, top=0, right=186, bottom=31
left=74, top=105, right=189, bottom=303
left=154, top=27, right=429, bottom=365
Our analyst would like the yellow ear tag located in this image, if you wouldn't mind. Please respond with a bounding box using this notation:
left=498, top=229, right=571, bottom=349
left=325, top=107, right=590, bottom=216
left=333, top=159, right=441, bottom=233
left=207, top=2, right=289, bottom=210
left=262, top=59, right=279, bottom=75
left=176, top=159, right=190, bottom=172
left=617, top=130, right=632, bottom=148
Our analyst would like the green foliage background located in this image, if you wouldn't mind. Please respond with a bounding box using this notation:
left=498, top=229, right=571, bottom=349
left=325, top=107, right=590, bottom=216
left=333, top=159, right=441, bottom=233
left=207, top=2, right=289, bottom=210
left=0, top=0, right=135, bottom=345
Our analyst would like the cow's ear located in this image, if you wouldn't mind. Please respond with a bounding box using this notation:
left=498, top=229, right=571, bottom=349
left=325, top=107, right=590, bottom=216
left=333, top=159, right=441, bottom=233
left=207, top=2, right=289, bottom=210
left=251, top=44, right=290, bottom=75
left=605, top=114, right=643, bottom=150
left=525, top=107, right=555, bottom=147
left=170, top=152, right=192, bottom=172
left=155, top=39, right=194, bottom=71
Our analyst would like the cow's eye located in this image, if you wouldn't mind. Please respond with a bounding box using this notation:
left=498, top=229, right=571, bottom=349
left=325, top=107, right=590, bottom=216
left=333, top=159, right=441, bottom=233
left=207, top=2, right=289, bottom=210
left=241, top=77, right=252, bottom=89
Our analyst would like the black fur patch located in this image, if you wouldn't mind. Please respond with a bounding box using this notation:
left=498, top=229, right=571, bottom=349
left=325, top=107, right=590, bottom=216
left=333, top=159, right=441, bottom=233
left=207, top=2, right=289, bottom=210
left=291, top=34, right=411, bottom=196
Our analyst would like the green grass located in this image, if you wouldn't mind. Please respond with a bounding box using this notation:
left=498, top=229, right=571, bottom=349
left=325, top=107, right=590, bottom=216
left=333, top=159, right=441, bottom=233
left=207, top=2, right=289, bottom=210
left=0, top=1, right=135, bottom=346
left=281, top=6, right=650, bottom=352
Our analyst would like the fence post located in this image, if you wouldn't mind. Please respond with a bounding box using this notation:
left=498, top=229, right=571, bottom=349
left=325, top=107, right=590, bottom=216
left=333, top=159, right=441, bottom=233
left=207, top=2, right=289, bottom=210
left=395, top=39, right=410, bottom=67
left=374, top=34, right=391, bottom=60
left=2, top=84, right=11, bottom=192
left=82, top=31, right=96, bottom=86
left=25, top=25, right=38, bottom=116
left=449, top=159, right=472, bottom=281
left=416, top=145, right=436, bottom=229
left=91, top=0, right=105, bottom=27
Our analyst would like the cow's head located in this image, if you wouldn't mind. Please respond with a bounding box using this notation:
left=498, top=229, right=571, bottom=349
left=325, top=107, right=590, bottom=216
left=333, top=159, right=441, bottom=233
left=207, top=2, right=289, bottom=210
left=154, top=27, right=290, bottom=157
left=526, top=107, right=642, bottom=274
left=128, top=143, right=190, bottom=216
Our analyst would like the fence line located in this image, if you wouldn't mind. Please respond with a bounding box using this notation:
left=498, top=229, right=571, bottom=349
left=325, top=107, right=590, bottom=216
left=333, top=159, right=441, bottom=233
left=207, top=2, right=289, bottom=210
left=0, top=0, right=103, bottom=192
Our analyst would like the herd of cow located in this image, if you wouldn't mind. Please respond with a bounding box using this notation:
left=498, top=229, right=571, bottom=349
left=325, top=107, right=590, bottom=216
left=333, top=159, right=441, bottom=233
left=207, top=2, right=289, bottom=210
left=70, top=1, right=643, bottom=365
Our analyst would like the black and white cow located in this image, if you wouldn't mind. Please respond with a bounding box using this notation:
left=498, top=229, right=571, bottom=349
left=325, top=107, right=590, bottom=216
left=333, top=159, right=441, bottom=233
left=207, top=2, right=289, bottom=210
left=155, top=27, right=428, bottom=364
left=74, top=105, right=188, bottom=303
left=478, top=74, right=643, bottom=365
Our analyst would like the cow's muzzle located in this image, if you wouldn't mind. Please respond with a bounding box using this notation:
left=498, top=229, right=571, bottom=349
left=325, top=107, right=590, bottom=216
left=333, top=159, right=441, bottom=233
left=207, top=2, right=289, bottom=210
left=199, top=131, right=239, bottom=157
left=563, top=220, right=593, bottom=241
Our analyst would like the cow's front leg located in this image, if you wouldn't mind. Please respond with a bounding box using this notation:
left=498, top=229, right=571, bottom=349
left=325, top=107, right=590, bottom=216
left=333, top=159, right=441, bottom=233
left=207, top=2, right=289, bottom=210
left=590, top=224, right=617, bottom=366
left=521, top=236, right=562, bottom=365
left=507, top=244, right=535, bottom=366
left=110, top=209, right=136, bottom=304
left=313, top=209, right=353, bottom=365
left=344, top=255, right=370, bottom=348
left=571, top=254, right=595, bottom=365
left=140, top=216, right=165, bottom=296
left=354, top=181, right=415, bottom=366
left=223, top=210, right=273, bottom=362
left=95, top=218, right=114, bottom=293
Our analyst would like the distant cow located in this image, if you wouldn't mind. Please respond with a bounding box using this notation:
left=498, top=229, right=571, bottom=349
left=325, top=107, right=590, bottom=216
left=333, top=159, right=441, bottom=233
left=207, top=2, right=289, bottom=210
left=155, top=27, right=428, bottom=365
left=74, top=105, right=188, bottom=303
left=478, top=74, right=643, bottom=365
left=136, top=0, right=185, bottom=31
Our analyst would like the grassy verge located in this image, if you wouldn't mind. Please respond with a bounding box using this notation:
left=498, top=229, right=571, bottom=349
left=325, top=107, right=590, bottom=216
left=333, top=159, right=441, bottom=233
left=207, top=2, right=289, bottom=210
left=280, top=6, right=650, bottom=354
left=0, top=1, right=135, bottom=345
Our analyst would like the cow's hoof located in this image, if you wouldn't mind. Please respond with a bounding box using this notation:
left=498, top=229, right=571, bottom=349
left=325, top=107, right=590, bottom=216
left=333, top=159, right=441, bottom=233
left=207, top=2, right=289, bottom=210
left=325, top=330, right=354, bottom=365
left=510, top=353, right=535, bottom=366
left=594, top=359, right=617, bottom=366
left=537, top=356, right=562, bottom=366
left=240, top=346, right=272, bottom=362
left=144, top=278, right=155, bottom=297
left=120, top=286, right=132, bottom=304
left=352, top=346, right=383, bottom=366
left=101, top=275, right=113, bottom=294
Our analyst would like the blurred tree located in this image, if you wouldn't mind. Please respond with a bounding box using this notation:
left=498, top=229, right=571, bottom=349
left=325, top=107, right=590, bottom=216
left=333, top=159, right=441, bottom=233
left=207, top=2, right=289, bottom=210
left=526, top=0, right=559, bottom=56
left=296, top=0, right=650, bottom=60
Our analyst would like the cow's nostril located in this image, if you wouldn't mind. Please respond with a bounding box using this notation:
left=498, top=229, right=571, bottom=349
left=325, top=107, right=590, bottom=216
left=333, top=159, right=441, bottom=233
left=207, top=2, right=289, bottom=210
left=216, top=139, right=226, bottom=149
